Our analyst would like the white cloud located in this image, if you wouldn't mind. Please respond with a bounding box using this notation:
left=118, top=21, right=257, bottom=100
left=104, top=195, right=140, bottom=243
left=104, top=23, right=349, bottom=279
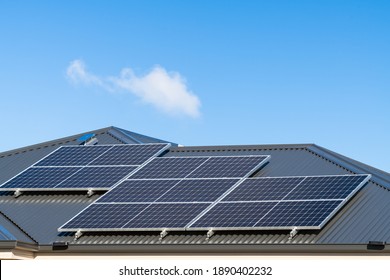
left=66, top=59, right=201, bottom=118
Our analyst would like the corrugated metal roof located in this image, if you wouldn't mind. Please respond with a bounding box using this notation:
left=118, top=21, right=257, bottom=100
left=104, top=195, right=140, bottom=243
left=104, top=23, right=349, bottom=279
left=0, top=128, right=389, bottom=250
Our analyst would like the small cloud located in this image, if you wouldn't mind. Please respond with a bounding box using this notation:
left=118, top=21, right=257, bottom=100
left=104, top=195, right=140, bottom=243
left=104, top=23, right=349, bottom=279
left=66, top=60, right=100, bottom=85
left=66, top=59, right=201, bottom=118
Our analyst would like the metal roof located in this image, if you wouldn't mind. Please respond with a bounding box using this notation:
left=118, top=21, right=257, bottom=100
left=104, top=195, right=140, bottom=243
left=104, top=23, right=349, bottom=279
left=0, top=127, right=389, bottom=254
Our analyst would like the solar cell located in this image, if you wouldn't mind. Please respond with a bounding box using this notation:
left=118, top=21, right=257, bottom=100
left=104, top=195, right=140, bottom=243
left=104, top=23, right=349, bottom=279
left=56, top=166, right=136, bottom=189
left=122, top=203, right=211, bottom=229
left=61, top=203, right=149, bottom=230
left=34, top=146, right=111, bottom=166
left=129, top=157, right=208, bottom=179
left=254, top=200, right=341, bottom=228
left=223, top=177, right=304, bottom=201
left=156, top=179, right=240, bottom=202
left=186, top=156, right=269, bottom=178
left=98, top=179, right=181, bottom=203
left=88, top=144, right=169, bottom=166
left=0, top=167, right=80, bottom=190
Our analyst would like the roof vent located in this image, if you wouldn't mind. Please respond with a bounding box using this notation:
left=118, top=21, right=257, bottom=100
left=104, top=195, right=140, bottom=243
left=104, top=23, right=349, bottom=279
left=367, top=241, right=386, bottom=250
left=77, top=133, right=98, bottom=146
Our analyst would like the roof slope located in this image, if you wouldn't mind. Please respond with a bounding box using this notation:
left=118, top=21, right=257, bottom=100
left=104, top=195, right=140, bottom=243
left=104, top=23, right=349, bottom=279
left=0, top=128, right=389, bottom=253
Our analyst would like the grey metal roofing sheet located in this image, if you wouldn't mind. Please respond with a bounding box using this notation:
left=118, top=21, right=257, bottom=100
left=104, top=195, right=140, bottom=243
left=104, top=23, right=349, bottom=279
left=0, top=128, right=389, bottom=250
left=0, top=192, right=98, bottom=244
left=0, top=211, right=35, bottom=243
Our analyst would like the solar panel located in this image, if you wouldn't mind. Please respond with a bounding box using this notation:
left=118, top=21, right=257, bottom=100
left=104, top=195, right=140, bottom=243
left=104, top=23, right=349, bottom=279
left=129, top=157, right=208, bottom=179
left=34, top=146, right=112, bottom=167
left=55, top=166, right=136, bottom=189
left=88, top=144, right=169, bottom=166
left=98, top=179, right=181, bottom=203
left=122, top=203, right=211, bottom=230
left=0, top=167, right=81, bottom=190
left=156, top=179, right=240, bottom=202
left=222, top=177, right=304, bottom=201
left=62, top=203, right=149, bottom=230
left=285, top=175, right=369, bottom=200
left=255, top=200, right=341, bottom=228
left=0, top=143, right=171, bottom=191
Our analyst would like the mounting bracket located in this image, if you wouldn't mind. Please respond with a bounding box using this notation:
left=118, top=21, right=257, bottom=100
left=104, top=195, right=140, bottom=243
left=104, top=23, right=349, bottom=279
left=206, top=229, right=215, bottom=240
left=87, top=189, right=95, bottom=197
left=289, top=227, right=298, bottom=240
left=159, top=229, right=168, bottom=241
left=74, top=230, right=83, bottom=240
left=14, top=189, right=22, bottom=198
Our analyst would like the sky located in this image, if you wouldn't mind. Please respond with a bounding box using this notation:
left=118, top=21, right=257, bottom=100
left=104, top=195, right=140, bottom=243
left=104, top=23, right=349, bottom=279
left=0, top=1, right=389, bottom=172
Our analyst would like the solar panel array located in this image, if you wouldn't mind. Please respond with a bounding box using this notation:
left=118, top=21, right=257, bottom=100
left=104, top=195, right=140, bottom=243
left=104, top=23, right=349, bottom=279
left=0, top=144, right=170, bottom=191
left=59, top=155, right=271, bottom=231
left=0, top=141, right=370, bottom=233
left=59, top=154, right=369, bottom=232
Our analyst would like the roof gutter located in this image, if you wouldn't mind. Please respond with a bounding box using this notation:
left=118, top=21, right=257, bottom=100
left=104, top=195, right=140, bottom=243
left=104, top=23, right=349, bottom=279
left=36, top=243, right=390, bottom=255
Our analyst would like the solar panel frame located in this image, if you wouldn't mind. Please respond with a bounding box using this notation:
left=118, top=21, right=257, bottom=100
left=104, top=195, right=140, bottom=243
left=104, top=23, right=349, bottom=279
left=0, top=143, right=171, bottom=191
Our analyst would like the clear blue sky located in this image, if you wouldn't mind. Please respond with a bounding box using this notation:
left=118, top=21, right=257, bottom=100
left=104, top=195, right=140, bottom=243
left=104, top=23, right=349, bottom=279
left=0, top=1, right=389, bottom=172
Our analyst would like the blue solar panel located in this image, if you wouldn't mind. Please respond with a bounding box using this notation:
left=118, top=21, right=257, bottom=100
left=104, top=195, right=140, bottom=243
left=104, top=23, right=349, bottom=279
left=62, top=203, right=149, bottom=229
left=0, top=143, right=170, bottom=191
left=56, top=166, right=136, bottom=189
left=88, top=144, right=169, bottom=166
left=223, top=177, right=304, bottom=201
left=35, top=146, right=111, bottom=166
left=129, top=157, right=208, bottom=179
left=122, top=203, right=211, bottom=229
left=190, top=202, right=276, bottom=228
left=284, top=175, right=369, bottom=200
left=0, top=167, right=80, bottom=190
left=186, top=156, right=269, bottom=178
left=255, top=200, right=341, bottom=228
left=156, top=179, right=240, bottom=202
left=98, top=180, right=181, bottom=203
